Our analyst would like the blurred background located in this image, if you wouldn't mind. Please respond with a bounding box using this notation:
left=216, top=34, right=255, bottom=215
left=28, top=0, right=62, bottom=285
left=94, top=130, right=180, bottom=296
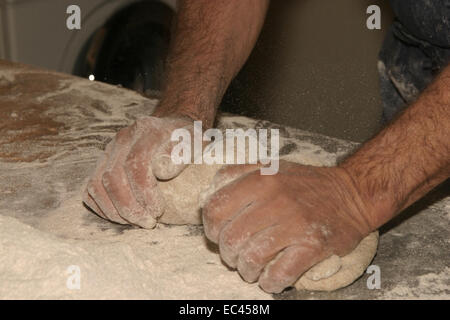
left=0, top=0, right=394, bottom=142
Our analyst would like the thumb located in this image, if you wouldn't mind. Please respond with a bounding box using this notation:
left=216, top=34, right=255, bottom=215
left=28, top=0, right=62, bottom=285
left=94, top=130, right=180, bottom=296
left=151, top=139, right=189, bottom=180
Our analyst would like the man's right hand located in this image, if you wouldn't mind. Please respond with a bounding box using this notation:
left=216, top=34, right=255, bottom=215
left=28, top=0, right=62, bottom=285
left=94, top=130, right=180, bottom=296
left=83, top=116, right=193, bottom=228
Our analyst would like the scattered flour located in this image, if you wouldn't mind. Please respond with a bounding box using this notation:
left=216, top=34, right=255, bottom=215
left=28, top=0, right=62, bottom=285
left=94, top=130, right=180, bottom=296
left=0, top=192, right=269, bottom=299
left=382, top=268, right=450, bottom=299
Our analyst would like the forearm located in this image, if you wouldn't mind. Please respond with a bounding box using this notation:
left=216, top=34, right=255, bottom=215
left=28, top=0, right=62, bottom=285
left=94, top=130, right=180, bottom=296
left=341, top=64, right=450, bottom=230
left=154, top=0, right=269, bottom=128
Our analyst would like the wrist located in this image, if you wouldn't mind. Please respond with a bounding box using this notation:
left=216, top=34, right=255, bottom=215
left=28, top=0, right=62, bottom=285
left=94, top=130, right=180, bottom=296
left=153, top=102, right=215, bottom=126
left=153, top=91, right=218, bottom=128
left=338, top=162, right=398, bottom=230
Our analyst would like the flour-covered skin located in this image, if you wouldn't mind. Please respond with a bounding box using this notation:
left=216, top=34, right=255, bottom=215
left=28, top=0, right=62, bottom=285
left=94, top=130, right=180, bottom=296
left=84, top=116, right=192, bottom=228
left=203, top=161, right=374, bottom=293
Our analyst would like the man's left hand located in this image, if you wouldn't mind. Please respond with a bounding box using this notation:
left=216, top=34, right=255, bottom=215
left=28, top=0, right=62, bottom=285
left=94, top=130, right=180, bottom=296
left=202, top=161, right=376, bottom=293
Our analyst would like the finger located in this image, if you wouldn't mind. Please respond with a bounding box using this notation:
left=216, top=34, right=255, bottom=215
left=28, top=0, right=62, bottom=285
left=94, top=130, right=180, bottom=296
left=258, top=244, right=328, bottom=293
left=82, top=189, right=107, bottom=219
left=237, top=225, right=291, bottom=283
left=151, top=139, right=188, bottom=180
left=102, top=127, right=156, bottom=228
left=125, top=129, right=167, bottom=219
left=218, top=199, right=291, bottom=268
left=86, top=146, right=129, bottom=224
left=202, top=170, right=273, bottom=243
left=150, top=118, right=193, bottom=180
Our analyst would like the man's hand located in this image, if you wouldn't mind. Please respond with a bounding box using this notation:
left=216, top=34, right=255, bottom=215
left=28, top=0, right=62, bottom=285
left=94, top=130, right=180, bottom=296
left=83, top=116, right=193, bottom=228
left=202, top=161, right=375, bottom=293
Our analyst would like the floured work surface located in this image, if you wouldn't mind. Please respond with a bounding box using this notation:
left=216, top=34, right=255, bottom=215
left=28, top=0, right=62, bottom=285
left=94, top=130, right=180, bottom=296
left=0, top=60, right=448, bottom=299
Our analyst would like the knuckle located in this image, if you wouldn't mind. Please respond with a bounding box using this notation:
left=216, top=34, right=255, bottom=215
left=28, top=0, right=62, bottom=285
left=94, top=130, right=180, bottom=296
left=87, top=183, right=99, bottom=197
left=125, top=151, right=140, bottom=169
left=101, top=170, right=114, bottom=189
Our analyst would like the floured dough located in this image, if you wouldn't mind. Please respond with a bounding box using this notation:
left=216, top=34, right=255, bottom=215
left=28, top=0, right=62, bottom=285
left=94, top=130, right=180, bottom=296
left=158, top=163, right=222, bottom=224
left=295, top=231, right=379, bottom=291
left=156, top=136, right=379, bottom=291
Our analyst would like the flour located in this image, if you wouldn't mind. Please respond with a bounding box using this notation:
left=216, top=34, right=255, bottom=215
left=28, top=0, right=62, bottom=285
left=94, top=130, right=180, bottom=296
left=0, top=192, right=269, bottom=299
left=382, top=268, right=450, bottom=299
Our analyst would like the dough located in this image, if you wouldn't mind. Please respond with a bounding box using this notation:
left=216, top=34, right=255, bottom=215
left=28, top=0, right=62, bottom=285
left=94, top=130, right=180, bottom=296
left=156, top=135, right=379, bottom=291
left=158, top=163, right=222, bottom=225
left=295, top=231, right=379, bottom=291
